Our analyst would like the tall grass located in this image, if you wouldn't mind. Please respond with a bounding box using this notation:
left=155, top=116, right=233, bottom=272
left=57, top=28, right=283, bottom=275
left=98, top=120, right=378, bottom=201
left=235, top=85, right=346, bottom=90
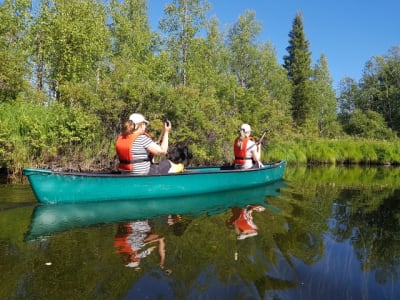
left=267, top=138, right=400, bottom=165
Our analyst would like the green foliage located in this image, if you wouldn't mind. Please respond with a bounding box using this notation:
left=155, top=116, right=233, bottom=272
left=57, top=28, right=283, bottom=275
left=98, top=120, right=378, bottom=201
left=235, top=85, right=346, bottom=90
left=0, top=0, right=31, bottom=102
left=0, top=101, right=102, bottom=175
left=344, top=109, right=396, bottom=139
left=360, top=46, right=400, bottom=132
left=311, top=54, right=341, bottom=137
left=159, top=0, right=210, bottom=86
left=31, top=0, right=110, bottom=100
left=339, top=46, right=400, bottom=136
left=227, top=10, right=262, bottom=89
left=110, top=0, right=152, bottom=60
left=283, top=12, right=313, bottom=127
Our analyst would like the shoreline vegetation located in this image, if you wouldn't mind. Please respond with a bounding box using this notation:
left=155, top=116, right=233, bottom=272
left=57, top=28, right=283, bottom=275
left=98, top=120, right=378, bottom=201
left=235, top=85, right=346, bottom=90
left=2, top=1, right=400, bottom=182
left=2, top=99, right=399, bottom=183
left=2, top=138, right=400, bottom=183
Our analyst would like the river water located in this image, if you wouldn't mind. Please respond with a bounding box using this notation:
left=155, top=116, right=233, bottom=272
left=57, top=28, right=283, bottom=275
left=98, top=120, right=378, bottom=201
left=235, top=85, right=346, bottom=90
left=1, top=165, right=399, bottom=299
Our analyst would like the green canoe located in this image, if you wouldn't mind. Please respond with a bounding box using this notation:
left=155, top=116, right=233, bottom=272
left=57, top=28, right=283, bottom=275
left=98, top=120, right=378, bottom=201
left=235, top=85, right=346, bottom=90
left=25, top=180, right=286, bottom=241
left=23, top=160, right=286, bottom=204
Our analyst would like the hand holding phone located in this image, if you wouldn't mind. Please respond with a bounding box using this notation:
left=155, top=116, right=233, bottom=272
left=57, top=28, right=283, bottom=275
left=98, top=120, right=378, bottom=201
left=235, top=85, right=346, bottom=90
left=163, top=118, right=172, bottom=132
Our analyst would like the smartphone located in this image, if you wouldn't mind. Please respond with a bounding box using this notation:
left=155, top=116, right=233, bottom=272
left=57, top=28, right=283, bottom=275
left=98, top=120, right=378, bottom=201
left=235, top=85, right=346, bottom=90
left=164, top=118, right=171, bottom=127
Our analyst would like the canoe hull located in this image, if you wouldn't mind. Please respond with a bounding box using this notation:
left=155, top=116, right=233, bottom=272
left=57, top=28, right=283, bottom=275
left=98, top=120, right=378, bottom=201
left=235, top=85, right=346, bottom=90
left=23, top=160, right=286, bottom=204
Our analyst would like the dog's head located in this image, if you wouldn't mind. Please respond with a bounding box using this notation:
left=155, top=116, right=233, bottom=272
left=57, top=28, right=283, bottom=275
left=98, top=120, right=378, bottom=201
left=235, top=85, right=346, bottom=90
left=167, top=145, right=192, bottom=164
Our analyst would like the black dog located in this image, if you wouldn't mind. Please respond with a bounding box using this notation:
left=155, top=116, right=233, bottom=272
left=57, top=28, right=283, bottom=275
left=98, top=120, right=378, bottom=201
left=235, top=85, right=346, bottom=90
left=149, top=145, right=192, bottom=175
left=167, top=144, right=192, bottom=165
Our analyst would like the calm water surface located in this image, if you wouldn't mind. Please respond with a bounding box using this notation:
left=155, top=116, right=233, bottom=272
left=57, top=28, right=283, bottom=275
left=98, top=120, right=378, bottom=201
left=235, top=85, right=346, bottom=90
left=1, top=166, right=400, bottom=299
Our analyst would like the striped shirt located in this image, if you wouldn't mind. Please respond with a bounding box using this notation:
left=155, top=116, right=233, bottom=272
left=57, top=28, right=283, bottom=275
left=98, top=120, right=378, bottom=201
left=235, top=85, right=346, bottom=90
left=131, top=135, right=155, bottom=175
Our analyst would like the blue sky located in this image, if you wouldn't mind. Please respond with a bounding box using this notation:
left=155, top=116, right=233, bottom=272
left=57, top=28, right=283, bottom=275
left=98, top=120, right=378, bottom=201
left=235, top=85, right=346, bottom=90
left=148, top=0, right=400, bottom=89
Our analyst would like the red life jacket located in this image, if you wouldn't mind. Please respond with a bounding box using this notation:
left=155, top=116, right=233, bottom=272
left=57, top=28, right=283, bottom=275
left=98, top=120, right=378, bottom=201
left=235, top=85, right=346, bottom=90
left=115, top=132, right=152, bottom=171
left=234, top=208, right=258, bottom=232
left=234, top=137, right=252, bottom=165
left=114, top=224, right=134, bottom=254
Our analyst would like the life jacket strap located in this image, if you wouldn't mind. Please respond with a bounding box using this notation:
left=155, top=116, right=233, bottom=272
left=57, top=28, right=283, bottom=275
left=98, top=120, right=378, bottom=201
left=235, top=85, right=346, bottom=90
left=234, top=157, right=253, bottom=160
left=119, top=158, right=151, bottom=164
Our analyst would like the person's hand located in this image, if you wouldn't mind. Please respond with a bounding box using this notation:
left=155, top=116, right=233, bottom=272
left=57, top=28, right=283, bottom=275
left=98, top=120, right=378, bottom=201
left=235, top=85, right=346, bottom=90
left=163, top=119, right=172, bottom=133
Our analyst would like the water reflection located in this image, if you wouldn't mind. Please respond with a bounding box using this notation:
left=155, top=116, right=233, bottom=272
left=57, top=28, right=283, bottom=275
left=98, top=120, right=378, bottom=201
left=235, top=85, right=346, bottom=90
left=3, top=166, right=400, bottom=299
left=25, top=180, right=285, bottom=241
left=226, top=205, right=265, bottom=240
left=115, top=220, right=172, bottom=274
left=114, top=215, right=192, bottom=277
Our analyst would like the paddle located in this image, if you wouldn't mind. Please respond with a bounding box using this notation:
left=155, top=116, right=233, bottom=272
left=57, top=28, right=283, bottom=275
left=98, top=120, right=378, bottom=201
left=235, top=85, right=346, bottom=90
left=256, top=128, right=271, bottom=146
left=254, top=129, right=271, bottom=168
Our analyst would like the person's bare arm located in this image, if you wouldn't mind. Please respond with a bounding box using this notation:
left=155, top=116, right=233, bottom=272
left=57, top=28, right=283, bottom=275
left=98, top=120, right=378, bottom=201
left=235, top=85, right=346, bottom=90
left=251, top=145, right=261, bottom=161
left=147, top=121, right=171, bottom=156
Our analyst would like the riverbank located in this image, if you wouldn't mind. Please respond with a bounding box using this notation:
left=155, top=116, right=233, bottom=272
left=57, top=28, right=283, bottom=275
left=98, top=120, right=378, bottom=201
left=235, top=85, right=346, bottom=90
left=3, top=137, right=399, bottom=183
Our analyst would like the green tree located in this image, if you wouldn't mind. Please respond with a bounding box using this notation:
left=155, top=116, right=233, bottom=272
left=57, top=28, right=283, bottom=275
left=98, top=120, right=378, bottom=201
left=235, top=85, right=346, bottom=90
left=237, top=41, right=293, bottom=138
left=0, top=0, right=31, bottom=102
left=159, top=0, right=210, bottom=86
left=109, top=0, right=153, bottom=60
left=283, top=12, right=313, bottom=128
left=106, top=0, right=156, bottom=134
left=359, top=46, right=400, bottom=132
left=31, top=0, right=110, bottom=102
left=227, top=10, right=262, bottom=89
left=225, top=10, right=264, bottom=129
left=344, top=109, right=395, bottom=139
left=337, top=77, right=360, bottom=126
left=186, top=17, right=231, bottom=94
left=310, top=53, right=341, bottom=137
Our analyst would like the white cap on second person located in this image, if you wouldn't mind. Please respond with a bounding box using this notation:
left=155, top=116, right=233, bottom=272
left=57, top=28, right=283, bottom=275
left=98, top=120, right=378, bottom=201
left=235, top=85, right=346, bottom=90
left=129, top=113, right=149, bottom=125
left=240, top=123, right=251, bottom=133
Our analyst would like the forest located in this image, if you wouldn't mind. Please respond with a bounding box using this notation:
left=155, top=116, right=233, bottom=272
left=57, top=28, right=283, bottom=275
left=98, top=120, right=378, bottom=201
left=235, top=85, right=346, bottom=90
left=1, top=0, right=400, bottom=180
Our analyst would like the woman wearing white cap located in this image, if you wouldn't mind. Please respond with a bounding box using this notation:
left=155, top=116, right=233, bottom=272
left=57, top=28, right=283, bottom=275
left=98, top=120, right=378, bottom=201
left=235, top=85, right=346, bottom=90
left=233, top=123, right=263, bottom=169
left=116, top=113, right=182, bottom=175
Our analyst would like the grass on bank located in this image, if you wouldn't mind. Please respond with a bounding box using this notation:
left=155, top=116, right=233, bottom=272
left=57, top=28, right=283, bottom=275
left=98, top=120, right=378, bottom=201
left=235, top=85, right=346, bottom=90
left=266, top=138, right=400, bottom=165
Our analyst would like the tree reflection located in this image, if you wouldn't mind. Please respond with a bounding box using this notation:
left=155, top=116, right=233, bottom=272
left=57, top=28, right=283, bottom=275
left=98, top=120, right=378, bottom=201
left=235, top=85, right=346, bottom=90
left=343, top=189, right=400, bottom=284
left=284, top=170, right=400, bottom=286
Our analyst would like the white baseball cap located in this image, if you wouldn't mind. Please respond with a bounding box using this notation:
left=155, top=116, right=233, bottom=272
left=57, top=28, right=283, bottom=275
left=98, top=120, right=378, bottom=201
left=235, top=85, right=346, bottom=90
left=129, top=113, right=149, bottom=125
left=240, top=123, right=251, bottom=132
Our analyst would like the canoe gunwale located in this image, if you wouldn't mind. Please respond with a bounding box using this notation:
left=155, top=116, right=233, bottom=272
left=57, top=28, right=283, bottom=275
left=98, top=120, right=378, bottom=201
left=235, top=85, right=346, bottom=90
left=23, top=160, right=286, bottom=178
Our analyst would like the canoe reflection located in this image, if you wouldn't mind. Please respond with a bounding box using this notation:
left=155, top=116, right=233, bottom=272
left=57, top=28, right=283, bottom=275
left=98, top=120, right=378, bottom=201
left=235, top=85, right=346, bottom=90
left=25, top=180, right=286, bottom=241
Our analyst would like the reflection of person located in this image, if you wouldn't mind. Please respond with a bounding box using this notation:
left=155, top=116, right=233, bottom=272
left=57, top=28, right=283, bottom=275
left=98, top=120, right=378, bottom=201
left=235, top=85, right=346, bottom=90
left=233, top=123, right=263, bottom=169
left=114, top=220, right=172, bottom=274
left=226, top=205, right=265, bottom=240
left=115, top=113, right=183, bottom=175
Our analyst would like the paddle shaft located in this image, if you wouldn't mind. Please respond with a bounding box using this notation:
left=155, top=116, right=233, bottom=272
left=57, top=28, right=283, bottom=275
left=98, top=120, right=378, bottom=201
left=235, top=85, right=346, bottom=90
left=256, top=130, right=268, bottom=145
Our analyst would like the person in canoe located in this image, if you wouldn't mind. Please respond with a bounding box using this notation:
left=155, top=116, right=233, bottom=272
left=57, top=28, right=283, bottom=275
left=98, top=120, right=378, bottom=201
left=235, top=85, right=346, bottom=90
left=233, top=123, right=263, bottom=169
left=116, top=113, right=184, bottom=175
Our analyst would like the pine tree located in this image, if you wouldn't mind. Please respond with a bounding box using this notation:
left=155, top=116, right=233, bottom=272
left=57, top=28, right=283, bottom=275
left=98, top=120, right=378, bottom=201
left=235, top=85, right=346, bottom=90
left=283, top=12, right=312, bottom=127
